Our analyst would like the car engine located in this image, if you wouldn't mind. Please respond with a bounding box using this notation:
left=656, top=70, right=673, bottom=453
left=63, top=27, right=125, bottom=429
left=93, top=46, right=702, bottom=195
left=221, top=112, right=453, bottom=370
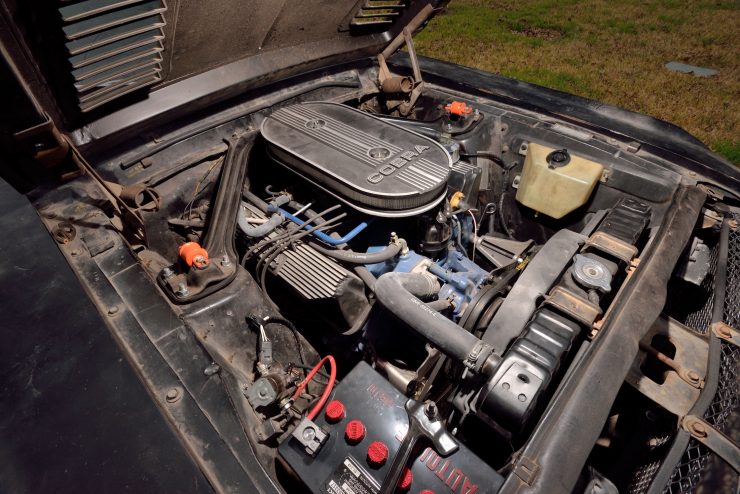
left=32, top=72, right=734, bottom=494
left=3, top=0, right=738, bottom=490
left=147, top=95, right=660, bottom=494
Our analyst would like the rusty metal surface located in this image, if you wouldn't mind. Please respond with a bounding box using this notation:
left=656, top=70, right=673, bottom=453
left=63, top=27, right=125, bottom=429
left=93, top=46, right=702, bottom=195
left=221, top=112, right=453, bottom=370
left=544, top=285, right=602, bottom=327
left=586, top=230, right=639, bottom=262
left=711, top=322, right=739, bottom=348
left=31, top=175, right=281, bottom=493
left=626, top=317, right=709, bottom=417
left=682, top=416, right=740, bottom=473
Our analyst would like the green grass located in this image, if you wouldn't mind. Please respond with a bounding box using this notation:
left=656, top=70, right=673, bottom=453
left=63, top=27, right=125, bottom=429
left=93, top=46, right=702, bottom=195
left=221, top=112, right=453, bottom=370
left=415, top=0, right=740, bottom=164
left=713, top=140, right=740, bottom=165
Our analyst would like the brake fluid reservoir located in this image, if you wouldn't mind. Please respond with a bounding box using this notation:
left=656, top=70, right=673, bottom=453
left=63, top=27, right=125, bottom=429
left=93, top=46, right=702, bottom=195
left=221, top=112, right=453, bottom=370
left=515, top=143, right=603, bottom=219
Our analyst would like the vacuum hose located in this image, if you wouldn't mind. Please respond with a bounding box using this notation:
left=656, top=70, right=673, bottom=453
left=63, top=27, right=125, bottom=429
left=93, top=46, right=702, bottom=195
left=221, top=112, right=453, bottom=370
left=309, top=241, right=402, bottom=264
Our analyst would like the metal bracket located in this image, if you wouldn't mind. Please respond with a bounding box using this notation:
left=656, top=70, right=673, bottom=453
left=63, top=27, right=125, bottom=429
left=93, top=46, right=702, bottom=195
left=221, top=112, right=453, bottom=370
left=376, top=5, right=433, bottom=116
left=711, top=322, right=739, bottom=347
left=682, top=415, right=740, bottom=473
left=626, top=317, right=708, bottom=417
left=638, top=342, right=704, bottom=389
left=512, top=454, right=540, bottom=485
left=544, top=285, right=602, bottom=327
left=584, top=231, right=638, bottom=263
left=697, top=184, right=724, bottom=201
left=13, top=115, right=70, bottom=168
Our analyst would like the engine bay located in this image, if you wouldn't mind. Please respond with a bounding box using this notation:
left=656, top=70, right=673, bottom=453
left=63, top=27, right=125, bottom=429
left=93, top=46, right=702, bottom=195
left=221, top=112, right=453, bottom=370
left=149, top=93, right=664, bottom=493
left=31, top=63, right=732, bottom=494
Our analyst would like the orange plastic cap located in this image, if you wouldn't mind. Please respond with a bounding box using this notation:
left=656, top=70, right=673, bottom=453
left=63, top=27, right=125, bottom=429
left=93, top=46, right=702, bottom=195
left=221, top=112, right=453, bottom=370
left=445, top=101, right=473, bottom=116
left=179, top=242, right=209, bottom=269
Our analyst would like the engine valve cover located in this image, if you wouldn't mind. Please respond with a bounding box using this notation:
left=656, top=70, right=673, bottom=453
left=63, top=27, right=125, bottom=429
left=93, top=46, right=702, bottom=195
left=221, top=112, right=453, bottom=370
left=261, top=102, right=451, bottom=217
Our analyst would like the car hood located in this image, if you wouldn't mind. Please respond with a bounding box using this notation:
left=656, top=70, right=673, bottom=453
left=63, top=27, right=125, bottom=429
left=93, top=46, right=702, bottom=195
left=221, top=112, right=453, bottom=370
left=1, top=0, right=443, bottom=130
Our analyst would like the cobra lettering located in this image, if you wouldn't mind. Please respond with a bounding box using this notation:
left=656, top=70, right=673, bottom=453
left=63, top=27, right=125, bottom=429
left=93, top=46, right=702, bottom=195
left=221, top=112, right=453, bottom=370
left=365, top=146, right=429, bottom=184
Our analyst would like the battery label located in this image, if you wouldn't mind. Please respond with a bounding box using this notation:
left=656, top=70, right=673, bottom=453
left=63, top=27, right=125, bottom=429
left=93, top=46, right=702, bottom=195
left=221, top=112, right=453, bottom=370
left=324, top=456, right=380, bottom=494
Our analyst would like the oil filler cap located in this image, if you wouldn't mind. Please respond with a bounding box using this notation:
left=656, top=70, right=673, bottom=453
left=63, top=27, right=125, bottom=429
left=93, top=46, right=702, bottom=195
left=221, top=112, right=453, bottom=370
left=345, top=420, right=366, bottom=444
left=325, top=400, right=345, bottom=423
left=367, top=441, right=388, bottom=467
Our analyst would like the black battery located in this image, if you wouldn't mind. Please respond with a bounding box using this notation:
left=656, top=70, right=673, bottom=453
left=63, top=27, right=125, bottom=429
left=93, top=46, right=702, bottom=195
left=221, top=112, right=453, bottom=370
left=279, top=361, right=503, bottom=494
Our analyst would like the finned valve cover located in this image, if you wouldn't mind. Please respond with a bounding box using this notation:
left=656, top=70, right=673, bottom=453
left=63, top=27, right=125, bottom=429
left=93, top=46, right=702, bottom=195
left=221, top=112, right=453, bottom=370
left=261, top=102, right=451, bottom=217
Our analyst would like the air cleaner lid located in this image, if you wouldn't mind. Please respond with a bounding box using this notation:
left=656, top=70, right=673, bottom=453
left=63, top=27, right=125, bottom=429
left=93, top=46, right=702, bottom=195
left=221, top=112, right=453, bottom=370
left=260, top=102, right=451, bottom=216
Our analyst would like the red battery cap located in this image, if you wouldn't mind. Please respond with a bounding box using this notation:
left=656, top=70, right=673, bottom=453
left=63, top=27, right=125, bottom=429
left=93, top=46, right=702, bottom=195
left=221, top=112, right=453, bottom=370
left=366, top=441, right=388, bottom=467
left=398, top=467, right=413, bottom=490
left=324, top=400, right=345, bottom=423
left=344, top=419, right=366, bottom=444
left=420, top=491, right=435, bottom=494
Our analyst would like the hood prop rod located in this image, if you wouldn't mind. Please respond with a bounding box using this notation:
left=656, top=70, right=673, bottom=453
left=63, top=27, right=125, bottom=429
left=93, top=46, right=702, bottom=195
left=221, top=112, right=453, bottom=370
left=377, top=4, right=433, bottom=116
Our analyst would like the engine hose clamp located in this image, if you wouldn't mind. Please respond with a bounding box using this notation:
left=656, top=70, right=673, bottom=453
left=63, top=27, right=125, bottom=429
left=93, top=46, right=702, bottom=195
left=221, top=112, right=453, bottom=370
left=465, top=342, right=494, bottom=372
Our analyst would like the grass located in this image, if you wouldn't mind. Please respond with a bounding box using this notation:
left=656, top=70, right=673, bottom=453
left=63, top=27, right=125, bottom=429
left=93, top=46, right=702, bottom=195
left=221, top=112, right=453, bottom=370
left=414, top=0, right=740, bottom=164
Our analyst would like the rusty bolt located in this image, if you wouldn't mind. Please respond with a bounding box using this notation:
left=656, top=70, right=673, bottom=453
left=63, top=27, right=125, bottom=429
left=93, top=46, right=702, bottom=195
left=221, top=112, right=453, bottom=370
left=715, top=324, right=732, bottom=339
left=165, top=387, right=182, bottom=403
left=70, top=249, right=80, bottom=257
left=204, top=363, right=220, bottom=376
left=107, top=305, right=119, bottom=316
left=176, top=282, right=189, bottom=297
left=689, top=420, right=708, bottom=438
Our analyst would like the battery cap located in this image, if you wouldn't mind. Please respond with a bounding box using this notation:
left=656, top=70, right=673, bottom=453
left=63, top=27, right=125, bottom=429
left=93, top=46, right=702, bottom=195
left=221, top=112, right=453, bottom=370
left=398, top=467, right=413, bottom=490
left=420, top=491, right=435, bottom=494
left=345, top=419, right=366, bottom=444
left=367, top=441, right=388, bottom=467
left=325, top=400, right=345, bottom=423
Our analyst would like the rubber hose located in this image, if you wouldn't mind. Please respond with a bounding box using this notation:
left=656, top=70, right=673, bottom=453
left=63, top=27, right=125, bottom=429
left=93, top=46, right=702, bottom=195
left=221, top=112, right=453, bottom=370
left=309, top=242, right=402, bottom=264
left=354, top=266, right=377, bottom=292
left=238, top=205, right=283, bottom=237
left=243, top=190, right=269, bottom=212
left=374, top=272, right=498, bottom=373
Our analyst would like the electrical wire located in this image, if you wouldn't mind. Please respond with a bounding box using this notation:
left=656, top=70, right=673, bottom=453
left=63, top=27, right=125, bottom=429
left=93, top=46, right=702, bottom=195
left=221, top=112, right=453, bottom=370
left=292, top=363, right=330, bottom=383
left=258, top=218, right=345, bottom=289
left=467, top=209, right=479, bottom=262
left=182, top=157, right=224, bottom=220
left=459, top=151, right=511, bottom=169
left=291, top=355, right=337, bottom=421
left=255, top=214, right=346, bottom=283
left=261, top=316, right=307, bottom=366
left=257, top=215, right=347, bottom=307
left=241, top=204, right=342, bottom=265
left=450, top=215, right=468, bottom=258
left=498, top=192, right=516, bottom=238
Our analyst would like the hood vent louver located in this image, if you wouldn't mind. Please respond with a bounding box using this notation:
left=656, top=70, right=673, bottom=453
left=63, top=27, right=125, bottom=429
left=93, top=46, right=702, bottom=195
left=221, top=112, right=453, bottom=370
left=349, top=0, right=407, bottom=32
left=58, top=0, right=167, bottom=112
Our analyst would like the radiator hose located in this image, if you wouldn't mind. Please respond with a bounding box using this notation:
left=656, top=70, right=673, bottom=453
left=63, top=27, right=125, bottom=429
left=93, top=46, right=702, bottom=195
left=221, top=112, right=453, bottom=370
left=374, top=272, right=500, bottom=374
